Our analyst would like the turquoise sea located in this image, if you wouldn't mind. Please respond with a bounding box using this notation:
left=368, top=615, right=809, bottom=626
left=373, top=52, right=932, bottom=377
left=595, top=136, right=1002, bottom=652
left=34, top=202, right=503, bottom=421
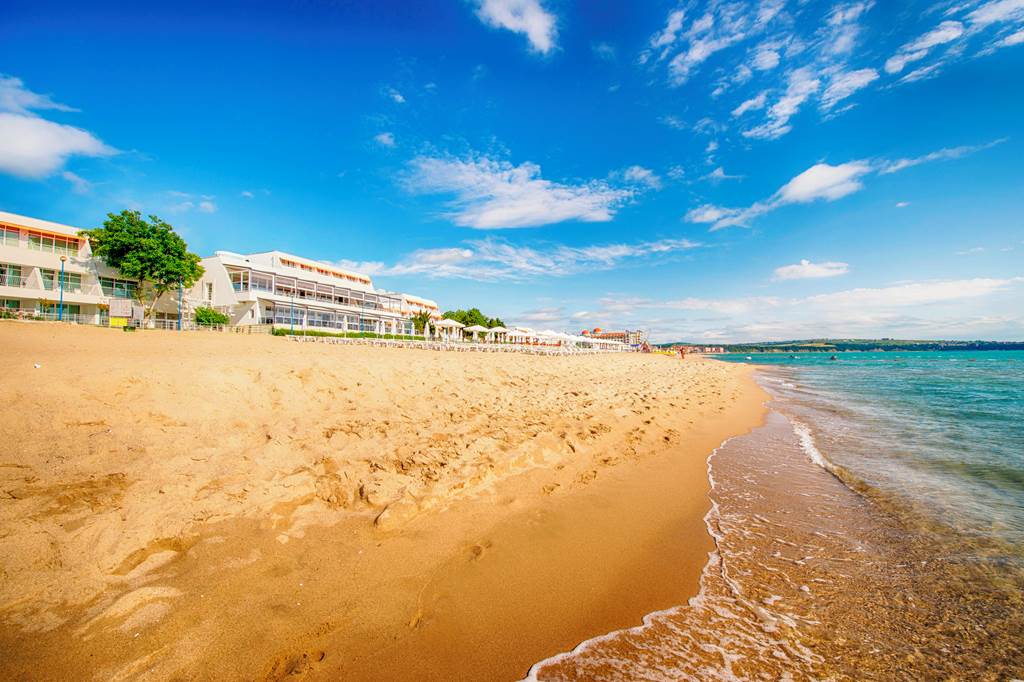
left=719, top=350, right=1024, bottom=550
left=529, top=350, right=1024, bottom=679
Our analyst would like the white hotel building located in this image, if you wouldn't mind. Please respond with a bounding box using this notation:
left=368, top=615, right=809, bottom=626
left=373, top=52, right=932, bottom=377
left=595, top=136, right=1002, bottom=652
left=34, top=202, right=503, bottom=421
left=193, top=250, right=439, bottom=334
left=0, top=210, right=438, bottom=332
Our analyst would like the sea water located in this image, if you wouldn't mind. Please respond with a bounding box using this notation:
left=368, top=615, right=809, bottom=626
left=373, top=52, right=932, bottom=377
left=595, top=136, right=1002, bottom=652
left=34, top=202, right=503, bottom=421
left=527, top=351, right=1024, bottom=680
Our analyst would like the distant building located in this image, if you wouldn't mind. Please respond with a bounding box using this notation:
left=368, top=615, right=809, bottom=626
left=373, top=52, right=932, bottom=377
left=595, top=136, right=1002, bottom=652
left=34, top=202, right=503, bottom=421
left=673, top=345, right=726, bottom=354
left=580, top=327, right=648, bottom=349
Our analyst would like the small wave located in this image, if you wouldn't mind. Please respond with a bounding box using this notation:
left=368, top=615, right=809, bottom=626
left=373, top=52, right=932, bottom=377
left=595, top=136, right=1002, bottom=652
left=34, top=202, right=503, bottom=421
left=791, top=419, right=835, bottom=474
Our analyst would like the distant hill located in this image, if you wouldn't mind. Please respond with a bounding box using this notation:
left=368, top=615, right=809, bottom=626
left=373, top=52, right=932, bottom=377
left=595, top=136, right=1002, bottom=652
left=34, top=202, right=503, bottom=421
left=656, top=338, right=1024, bottom=352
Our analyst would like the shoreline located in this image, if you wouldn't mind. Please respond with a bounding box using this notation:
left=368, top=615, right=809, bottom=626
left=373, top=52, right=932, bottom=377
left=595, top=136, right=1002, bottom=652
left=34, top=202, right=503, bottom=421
left=0, top=324, right=767, bottom=680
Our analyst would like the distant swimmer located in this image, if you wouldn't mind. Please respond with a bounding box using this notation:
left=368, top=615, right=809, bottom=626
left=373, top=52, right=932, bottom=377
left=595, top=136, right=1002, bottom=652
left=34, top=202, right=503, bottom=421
left=830, top=355, right=838, bottom=361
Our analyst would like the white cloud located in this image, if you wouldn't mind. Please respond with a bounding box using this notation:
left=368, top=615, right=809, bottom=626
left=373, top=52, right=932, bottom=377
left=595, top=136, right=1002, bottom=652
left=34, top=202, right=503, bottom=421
left=742, top=67, right=820, bottom=140
left=804, top=277, right=1021, bottom=308
left=732, top=91, right=768, bottom=116
left=650, top=9, right=687, bottom=50
left=474, top=0, right=557, bottom=54
left=885, top=20, right=965, bottom=74
left=61, top=170, right=92, bottom=194
left=821, top=68, right=879, bottom=109
left=0, top=75, right=77, bottom=115
left=752, top=48, right=781, bottom=70
left=592, top=42, right=617, bottom=61
left=896, top=201, right=910, bottom=208
left=241, top=190, right=255, bottom=199
left=660, top=115, right=688, bottom=130
left=703, top=167, right=744, bottom=182
left=879, top=138, right=1006, bottom=174
left=385, top=87, right=405, bottom=104
left=342, top=236, right=701, bottom=282
left=773, top=259, right=850, bottom=280
left=198, top=200, right=217, bottom=213
left=777, top=161, right=871, bottom=202
left=403, top=155, right=636, bottom=229
left=596, top=277, right=1024, bottom=343
left=623, top=165, right=663, bottom=190
left=995, top=27, right=1024, bottom=45
left=0, top=113, right=115, bottom=178
left=686, top=160, right=870, bottom=229
left=967, top=0, right=1024, bottom=27
left=374, top=132, right=396, bottom=147
left=956, top=246, right=986, bottom=255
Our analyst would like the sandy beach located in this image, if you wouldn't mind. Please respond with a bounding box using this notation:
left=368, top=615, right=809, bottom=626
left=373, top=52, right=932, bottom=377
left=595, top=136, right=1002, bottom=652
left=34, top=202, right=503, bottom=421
left=0, top=322, right=765, bottom=680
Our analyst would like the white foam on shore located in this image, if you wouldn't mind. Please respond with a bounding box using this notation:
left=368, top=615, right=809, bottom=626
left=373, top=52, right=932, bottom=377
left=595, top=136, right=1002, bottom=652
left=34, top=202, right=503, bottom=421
left=791, top=419, right=835, bottom=474
left=519, top=435, right=742, bottom=682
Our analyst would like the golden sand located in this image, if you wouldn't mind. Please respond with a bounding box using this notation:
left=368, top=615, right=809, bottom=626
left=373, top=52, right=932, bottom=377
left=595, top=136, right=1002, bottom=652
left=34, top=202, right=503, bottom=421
left=0, top=322, right=765, bottom=680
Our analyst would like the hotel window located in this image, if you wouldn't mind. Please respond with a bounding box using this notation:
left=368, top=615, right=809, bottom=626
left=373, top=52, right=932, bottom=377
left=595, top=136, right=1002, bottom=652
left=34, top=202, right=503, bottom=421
left=1, top=227, right=18, bottom=247
left=2, top=299, right=19, bottom=311
left=0, top=264, right=21, bottom=287
left=230, top=271, right=249, bottom=292
left=205, top=282, right=214, bottom=301
left=63, top=272, right=82, bottom=293
left=100, top=277, right=137, bottom=298
left=27, top=232, right=79, bottom=256
left=39, top=268, right=57, bottom=290
left=251, top=274, right=272, bottom=292
left=38, top=302, right=80, bottom=317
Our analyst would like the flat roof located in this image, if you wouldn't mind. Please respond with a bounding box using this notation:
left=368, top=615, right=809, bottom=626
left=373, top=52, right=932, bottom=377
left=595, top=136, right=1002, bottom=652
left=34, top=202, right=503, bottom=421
left=0, top=210, right=84, bottom=238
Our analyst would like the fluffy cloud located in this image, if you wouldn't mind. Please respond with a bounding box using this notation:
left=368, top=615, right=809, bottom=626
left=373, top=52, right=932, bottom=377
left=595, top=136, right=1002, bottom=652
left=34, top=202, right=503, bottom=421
left=776, top=161, right=871, bottom=202
left=374, top=132, right=396, bottom=147
left=732, top=91, right=768, bottom=116
left=742, top=67, right=820, bottom=140
left=61, top=170, right=92, bottom=194
left=337, top=236, right=701, bottom=282
left=885, top=20, right=965, bottom=74
left=473, top=0, right=557, bottom=54
left=0, top=113, right=115, bottom=178
left=597, top=277, right=1023, bottom=342
left=622, top=165, right=663, bottom=190
left=773, top=259, right=850, bottom=280
left=0, top=75, right=77, bottom=115
left=687, top=138, right=999, bottom=230
left=821, top=68, right=879, bottom=109
left=404, top=155, right=638, bottom=229
left=0, top=75, right=115, bottom=179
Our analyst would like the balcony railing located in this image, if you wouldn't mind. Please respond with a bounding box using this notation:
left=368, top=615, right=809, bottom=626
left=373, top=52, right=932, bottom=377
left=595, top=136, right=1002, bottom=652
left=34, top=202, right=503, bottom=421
left=0, top=275, right=25, bottom=288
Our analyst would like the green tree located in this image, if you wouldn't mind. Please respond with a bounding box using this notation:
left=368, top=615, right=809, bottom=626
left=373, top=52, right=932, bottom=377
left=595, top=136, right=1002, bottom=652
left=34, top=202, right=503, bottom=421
left=82, top=211, right=204, bottom=323
left=441, top=307, right=503, bottom=328
left=410, top=310, right=432, bottom=334
left=194, top=306, right=230, bottom=326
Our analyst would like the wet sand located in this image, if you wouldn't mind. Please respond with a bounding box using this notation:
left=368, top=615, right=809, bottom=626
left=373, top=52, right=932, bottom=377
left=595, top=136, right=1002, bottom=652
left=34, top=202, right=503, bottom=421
left=0, top=323, right=765, bottom=680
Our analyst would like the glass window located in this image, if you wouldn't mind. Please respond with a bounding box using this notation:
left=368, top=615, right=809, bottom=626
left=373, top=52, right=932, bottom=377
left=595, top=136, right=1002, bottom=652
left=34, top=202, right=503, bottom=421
left=39, top=268, right=57, bottom=290
left=1, top=228, right=18, bottom=247
left=1, top=299, right=19, bottom=310
left=230, top=271, right=249, bottom=292
left=100, top=277, right=137, bottom=298
left=0, top=264, right=21, bottom=287
left=61, top=272, right=82, bottom=293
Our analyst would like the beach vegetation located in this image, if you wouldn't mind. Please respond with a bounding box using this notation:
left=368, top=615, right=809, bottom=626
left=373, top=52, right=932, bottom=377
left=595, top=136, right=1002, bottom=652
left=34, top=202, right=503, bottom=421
left=194, top=306, right=230, bottom=326
left=411, top=310, right=433, bottom=333
left=81, top=210, right=204, bottom=323
left=441, top=307, right=505, bottom=328
left=271, top=328, right=424, bottom=341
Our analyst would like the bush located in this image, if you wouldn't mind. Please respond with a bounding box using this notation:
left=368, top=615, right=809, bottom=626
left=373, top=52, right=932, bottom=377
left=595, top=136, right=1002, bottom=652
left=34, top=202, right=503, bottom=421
left=272, top=328, right=424, bottom=341
left=194, top=306, right=230, bottom=326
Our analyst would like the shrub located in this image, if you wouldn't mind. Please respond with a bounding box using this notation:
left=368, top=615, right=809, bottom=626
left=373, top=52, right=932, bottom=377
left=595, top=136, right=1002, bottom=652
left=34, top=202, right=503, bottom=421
left=272, top=328, right=424, bottom=341
left=194, top=306, right=230, bottom=326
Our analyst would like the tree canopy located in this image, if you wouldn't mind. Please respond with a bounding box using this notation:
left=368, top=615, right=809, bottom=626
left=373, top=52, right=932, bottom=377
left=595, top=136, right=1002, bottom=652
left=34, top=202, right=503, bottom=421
left=82, top=210, right=204, bottom=320
left=442, top=307, right=505, bottom=328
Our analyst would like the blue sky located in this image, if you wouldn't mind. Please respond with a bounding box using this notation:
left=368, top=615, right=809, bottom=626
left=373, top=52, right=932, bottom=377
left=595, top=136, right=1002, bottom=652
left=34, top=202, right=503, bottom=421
left=1, top=0, right=1022, bottom=342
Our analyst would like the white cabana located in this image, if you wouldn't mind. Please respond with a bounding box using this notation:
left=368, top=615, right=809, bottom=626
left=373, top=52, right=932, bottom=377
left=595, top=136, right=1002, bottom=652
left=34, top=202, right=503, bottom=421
left=433, top=318, right=465, bottom=342
left=464, top=324, right=488, bottom=342
left=486, top=326, right=508, bottom=343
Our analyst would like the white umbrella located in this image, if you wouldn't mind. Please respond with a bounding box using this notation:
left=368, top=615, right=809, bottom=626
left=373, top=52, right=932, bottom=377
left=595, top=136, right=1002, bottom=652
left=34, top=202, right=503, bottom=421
left=464, top=324, right=488, bottom=342
left=434, top=318, right=465, bottom=342
left=487, top=326, right=508, bottom=343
